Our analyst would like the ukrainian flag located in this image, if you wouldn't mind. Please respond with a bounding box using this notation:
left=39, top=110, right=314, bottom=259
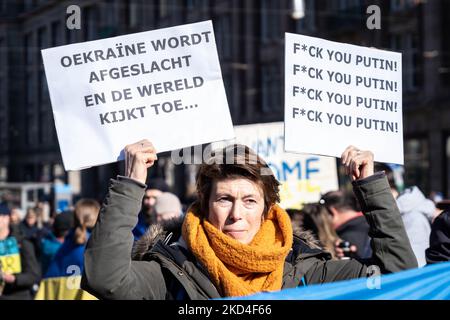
left=0, top=237, right=22, bottom=275
left=35, top=230, right=97, bottom=300
left=236, top=261, right=450, bottom=300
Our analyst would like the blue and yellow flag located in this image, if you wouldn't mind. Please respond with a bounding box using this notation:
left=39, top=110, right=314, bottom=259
left=0, top=237, right=22, bottom=274
left=35, top=230, right=96, bottom=300
left=236, top=261, right=450, bottom=300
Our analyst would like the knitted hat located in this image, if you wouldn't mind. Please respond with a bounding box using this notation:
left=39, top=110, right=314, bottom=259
left=154, top=192, right=182, bottom=216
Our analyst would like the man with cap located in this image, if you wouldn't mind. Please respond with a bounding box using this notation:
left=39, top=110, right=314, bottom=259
left=131, top=192, right=184, bottom=261
left=0, top=204, right=41, bottom=299
left=132, top=178, right=170, bottom=240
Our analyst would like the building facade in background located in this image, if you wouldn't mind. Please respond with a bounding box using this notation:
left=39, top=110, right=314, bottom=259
left=0, top=0, right=449, bottom=205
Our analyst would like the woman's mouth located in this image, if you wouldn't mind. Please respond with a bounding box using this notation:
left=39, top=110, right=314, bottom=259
left=224, top=230, right=246, bottom=238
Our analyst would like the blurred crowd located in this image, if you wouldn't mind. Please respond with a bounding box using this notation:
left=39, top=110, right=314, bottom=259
left=0, top=168, right=449, bottom=300
left=0, top=177, right=186, bottom=300
left=0, top=197, right=100, bottom=299
left=287, top=163, right=449, bottom=267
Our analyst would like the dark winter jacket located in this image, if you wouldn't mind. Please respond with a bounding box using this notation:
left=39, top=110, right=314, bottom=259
left=336, top=216, right=372, bottom=259
left=426, top=210, right=450, bottom=264
left=19, top=222, right=51, bottom=264
left=81, top=172, right=417, bottom=300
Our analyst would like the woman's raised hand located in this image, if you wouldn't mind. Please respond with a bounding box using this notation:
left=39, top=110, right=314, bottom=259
left=124, top=139, right=158, bottom=185
left=341, top=146, right=374, bottom=181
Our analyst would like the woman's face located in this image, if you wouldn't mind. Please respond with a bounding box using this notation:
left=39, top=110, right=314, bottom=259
left=208, top=178, right=265, bottom=245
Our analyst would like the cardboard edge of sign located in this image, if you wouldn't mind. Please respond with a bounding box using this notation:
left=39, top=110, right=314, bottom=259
left=63, top=133, right=238, bottom=172
left=40, top=20, right=214, bottom=52
left=284, top=32, right=403, bottom=57
left=283, top=147, right=404, bottom=166
left=283, top=148, right=337, bottom=160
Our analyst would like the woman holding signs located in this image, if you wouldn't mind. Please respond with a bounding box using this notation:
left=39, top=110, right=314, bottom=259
left=81, top=140, right=416, bottom=299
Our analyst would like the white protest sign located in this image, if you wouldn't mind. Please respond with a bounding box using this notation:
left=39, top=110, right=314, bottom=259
left=285, top=33, right=403, bottom=164
left=42, top=21, right=234, bottom=170
left=213, top=122, right=338, bottom=209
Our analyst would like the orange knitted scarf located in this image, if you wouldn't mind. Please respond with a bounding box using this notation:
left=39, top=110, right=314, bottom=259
left=182, top=203, right=293, bottom=297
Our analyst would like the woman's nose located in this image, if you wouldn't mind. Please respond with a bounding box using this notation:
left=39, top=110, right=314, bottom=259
left=229, top=203, right=244, bottom=221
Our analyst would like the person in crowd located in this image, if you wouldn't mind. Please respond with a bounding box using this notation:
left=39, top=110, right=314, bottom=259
left=132, top=178, right=170, bottom=240
left=300, top=203, right=339, bottom=259
left=35, top=199, right=99, bottom=300
left=33, top=205, right=52, bottom=234
left=9, top=208, right=22, bottom=228
left=81, top=141, right=417, bottom=299
left=0, top=203, right=41, bottom=300
left=284, top=208, right=322, bottom=257
left=19, top=207, right=51, bottom=263
left=8, top=208, right=24, bottom=240
left=19, top=208, right=39, bottom=240
left=132, top=193, right=184, bottom=261
left=396, top=186, right=435, bottom=267
left=36, top=201, right=51, bottom=225
left=319, top=191, right=372, bottom=260
left=376, top=163, right=434, bottom=267
left=426, top=209, right=450, bottom=264
left=153, top=192, right=183, bottom=224
left=286, top=208, right=304, bottom=231
left=40, top=211, right=75, bottom=275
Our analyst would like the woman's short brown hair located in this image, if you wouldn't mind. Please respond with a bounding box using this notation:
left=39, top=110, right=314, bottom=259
left=195, top=144, right=280, bottom=215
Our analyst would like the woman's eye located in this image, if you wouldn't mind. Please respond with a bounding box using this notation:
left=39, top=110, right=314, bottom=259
left=245, top=199, right=256, bottom=204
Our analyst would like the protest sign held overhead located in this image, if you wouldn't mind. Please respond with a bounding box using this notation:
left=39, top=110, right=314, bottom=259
left=212, top=122, right=338, bottom=209
left=42, top=20, right=234, bottom=170
left=285, top=33, right=403, bottom=164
